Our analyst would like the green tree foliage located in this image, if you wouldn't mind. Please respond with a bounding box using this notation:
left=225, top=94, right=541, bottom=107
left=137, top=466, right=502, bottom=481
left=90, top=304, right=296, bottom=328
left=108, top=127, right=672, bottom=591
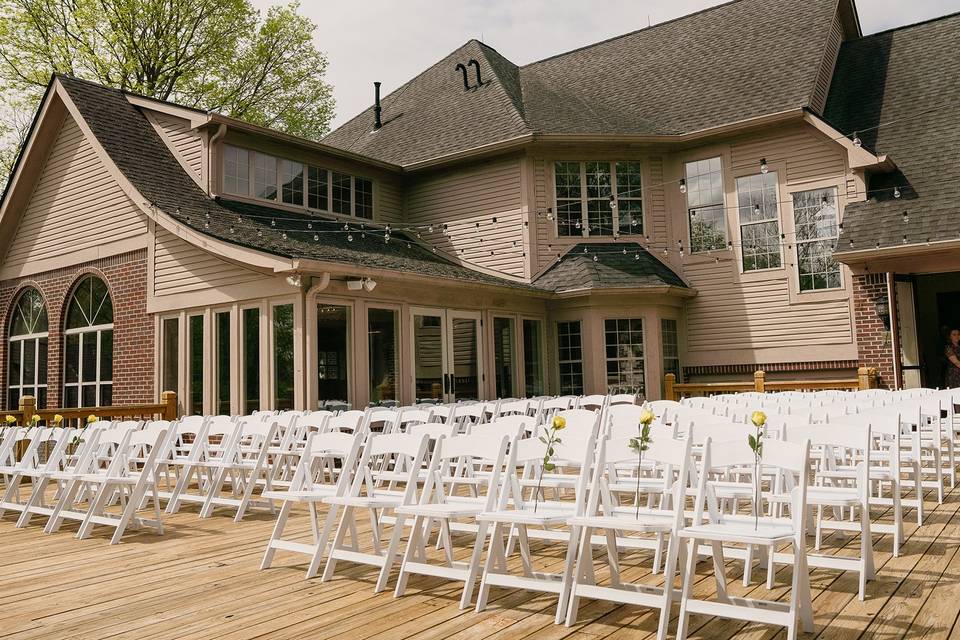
left=0, top=0, right=335, bottom=182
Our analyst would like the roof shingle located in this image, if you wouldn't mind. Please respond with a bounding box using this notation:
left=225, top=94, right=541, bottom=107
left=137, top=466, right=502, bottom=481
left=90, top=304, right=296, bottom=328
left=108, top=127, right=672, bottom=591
left=533, top=243, right=687, bottom=293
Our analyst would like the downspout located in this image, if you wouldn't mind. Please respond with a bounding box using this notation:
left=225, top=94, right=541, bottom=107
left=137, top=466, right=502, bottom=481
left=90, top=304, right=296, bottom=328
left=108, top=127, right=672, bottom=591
left=887, top=271, right=902, bottom=390
left=208, top=122, right=227, bottom=196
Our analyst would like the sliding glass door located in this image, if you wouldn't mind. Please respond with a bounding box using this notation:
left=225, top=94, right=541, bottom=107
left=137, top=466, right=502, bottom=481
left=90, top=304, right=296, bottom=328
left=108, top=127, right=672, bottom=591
left=410, top=308, right=483, bottom=403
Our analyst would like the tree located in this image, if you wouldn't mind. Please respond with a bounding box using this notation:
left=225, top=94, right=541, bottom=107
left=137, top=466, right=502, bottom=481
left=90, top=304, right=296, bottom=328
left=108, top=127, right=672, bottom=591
left=0, top=0, right=335, bottom=183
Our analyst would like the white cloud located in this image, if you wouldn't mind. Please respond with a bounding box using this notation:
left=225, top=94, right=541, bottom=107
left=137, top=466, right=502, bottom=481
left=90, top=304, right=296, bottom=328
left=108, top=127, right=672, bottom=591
left=251, top=0, right=960, bottom=130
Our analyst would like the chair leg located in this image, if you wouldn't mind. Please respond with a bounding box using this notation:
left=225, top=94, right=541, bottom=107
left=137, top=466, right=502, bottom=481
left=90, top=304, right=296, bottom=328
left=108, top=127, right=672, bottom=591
left=675, top=538, right=698, bottom=640
left=261, top=500, right=293, bottom=570
left=657, top=534, right=682, bottom=640
left=460, top=520, right=489, bottom=610
left=306, top=503, right=341, bottom=580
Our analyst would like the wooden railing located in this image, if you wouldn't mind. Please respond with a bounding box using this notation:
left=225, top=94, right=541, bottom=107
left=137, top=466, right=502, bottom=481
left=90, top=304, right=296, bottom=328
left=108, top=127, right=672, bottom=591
left=662, top=367, right=878, bottom=401
left=4, top=391, right=178, bottom=425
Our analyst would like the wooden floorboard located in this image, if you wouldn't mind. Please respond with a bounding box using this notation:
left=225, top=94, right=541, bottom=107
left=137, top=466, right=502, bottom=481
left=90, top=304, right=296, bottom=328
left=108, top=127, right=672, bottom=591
left=1, top=484, right=960, bottom=639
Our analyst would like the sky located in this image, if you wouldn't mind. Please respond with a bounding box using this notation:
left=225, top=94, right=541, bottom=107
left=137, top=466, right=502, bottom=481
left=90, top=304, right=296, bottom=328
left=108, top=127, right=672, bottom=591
left=250, top=0, right=960, bottom=131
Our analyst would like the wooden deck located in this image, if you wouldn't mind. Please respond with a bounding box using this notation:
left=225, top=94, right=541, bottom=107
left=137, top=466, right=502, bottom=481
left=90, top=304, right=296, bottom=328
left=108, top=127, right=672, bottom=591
left=2, top=484, right=960, bottom=640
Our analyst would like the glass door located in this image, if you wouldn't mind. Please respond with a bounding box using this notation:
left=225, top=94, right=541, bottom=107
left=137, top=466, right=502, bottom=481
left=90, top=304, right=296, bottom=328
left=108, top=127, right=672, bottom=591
left=410, top=308, right=484, bottom=403
left=448, top=311, right=482, bottom=402
left=412, top=309, right=446, bottom=402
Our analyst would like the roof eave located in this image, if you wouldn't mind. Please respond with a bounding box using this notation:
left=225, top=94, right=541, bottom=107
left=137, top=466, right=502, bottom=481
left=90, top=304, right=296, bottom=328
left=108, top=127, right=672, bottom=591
left=552, top=284, right=696, bottom=298
left=833, top=237, right=960, bottom=264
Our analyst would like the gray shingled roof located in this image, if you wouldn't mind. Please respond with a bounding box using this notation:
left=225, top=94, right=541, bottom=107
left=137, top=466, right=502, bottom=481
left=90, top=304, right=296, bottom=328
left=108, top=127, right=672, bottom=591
left=533, top=243, right=687, bottom=293
left=56, top=75, right=536, bottom=291
left=323, top=0, right=841, bottom=166
left=825, top=13, right=960, bottom=254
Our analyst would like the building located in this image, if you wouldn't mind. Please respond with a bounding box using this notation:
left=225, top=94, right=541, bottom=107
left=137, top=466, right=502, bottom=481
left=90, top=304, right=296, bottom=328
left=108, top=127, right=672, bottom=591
left=1, top=0, right=957, bottom=414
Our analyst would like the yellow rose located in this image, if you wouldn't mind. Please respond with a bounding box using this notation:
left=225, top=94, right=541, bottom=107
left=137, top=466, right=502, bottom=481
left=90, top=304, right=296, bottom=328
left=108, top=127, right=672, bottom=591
left=4, top=415, right=15, bottom=425
left=86, top=414, right=98, bottom=424
left=552, top=415, right=567, bottom=430
left=30, top=414, right=40, bottom=424
left=53, top=414, right=64, bottom=425
left=750, top=411, right=767, bottom=428
left=639, top=407, right=656, bottom=426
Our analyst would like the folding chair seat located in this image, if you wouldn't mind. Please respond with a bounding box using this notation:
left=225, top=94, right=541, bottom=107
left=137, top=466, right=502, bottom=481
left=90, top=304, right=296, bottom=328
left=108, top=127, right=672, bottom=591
left=261, top=430, right=365, bottom=578
left=199, top=418, right=279, bottom=521
left=321, top=432, right=431, bottom=591
left=676, top=437, right=814, bottom=640
left=565, top=435, right=694, bottom=639
left=165, top=417, right=238, bottom=514
left=474, top=432, right=596, bottom=623
left=395, top=432, right=510, bottom=608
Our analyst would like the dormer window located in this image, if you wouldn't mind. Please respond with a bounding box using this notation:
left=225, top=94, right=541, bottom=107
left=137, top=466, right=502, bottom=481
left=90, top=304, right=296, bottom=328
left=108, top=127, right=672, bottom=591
left=222, top=144, right=374, bottom=220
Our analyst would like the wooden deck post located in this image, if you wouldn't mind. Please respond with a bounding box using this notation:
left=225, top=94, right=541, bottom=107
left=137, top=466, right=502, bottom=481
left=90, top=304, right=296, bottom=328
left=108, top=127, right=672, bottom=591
left=18, top=395, right=35, bottom=424
left=857, top=367, right=877, bottom=390
left=664, top=374, right=676, bottom=401
left=754, top=370, right=765, bottom=392
left=161, top=391, right=178, bottom=421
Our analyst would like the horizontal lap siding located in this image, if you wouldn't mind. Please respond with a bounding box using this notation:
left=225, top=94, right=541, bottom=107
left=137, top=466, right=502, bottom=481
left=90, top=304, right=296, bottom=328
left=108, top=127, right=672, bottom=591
left=405, top=158, right=524, bottom=277
left=534, top=158, right=553, bottom=271
left=153, top=113, right=203, bottom=181
left=685, top=125, right=853, bottom=359
left=4, top=115, right=147, bottom=268
left=153, top=227, right=268, bottom=296
left=377, top=179, right=403, bottom=224
left=648, top=157, right=668, bottom=244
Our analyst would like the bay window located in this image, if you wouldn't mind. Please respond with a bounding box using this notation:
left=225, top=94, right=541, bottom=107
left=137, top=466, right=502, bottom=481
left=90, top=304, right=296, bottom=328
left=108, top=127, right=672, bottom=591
left=685, top=157, right=727, bottom=252
left=793, top=187, right=842, bottom=291
left=553, top=161, right=643, bottom=237
left=556, top=320, right=584, bottom=395
left=223, top=145, right=249, bottom=196
left=253, top=152, right=277, bottom=200
left=737, top=171, right=782, bottom=271
left=493, top=317, right=515, bottom=399
left=280, top=159, right=303, bottom=205
left=661, top=319, right=680, bottom=381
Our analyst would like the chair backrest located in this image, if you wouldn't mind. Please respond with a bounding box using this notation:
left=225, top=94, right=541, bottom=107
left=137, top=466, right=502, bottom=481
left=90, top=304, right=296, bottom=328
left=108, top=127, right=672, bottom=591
left=500, top=431, right=596, bottom=514
left=550, top=408, right=601, bottom=440
left=352, top=432, right=430, bottom=504
left=420, top=432, right=511, bottom=510
left=686, top=420, right=753, bottom=446
left=295, top=430, right=365, bottom=494
left=297, top=411, right=334, bottom=432
left=408, top=421, right=458, bottom=440
left=542, top=396, right=576, bottom=411
left=578, top=394, right=607, bottom=411
left=477, top=415, right=534, bottom=441
left=326, top=411, right=365, bottom=433
left=608, top=393, right=638, bottom=406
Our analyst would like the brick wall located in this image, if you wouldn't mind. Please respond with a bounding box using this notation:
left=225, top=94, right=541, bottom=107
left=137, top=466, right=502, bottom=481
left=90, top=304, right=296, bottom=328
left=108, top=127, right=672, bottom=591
left=0, top=249, right=153, bottom=410
left=852, top=272, right=896, bottom=389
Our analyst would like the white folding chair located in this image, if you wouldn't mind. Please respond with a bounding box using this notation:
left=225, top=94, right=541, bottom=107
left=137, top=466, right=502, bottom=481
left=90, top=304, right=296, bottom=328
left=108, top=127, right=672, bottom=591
left=198, top=418, right=279, bottom=521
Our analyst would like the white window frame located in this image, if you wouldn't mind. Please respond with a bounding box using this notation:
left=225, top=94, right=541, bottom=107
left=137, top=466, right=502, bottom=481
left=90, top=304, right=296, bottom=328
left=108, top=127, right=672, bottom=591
left=551, top=160, right=645, bottom=239
left=556, top=319, right=585, bottom=396
left=7, top=289, right=49, bottom=410
left=239, top=302, right=266, bottom=414
left=735, top=168, right=785, bottom=274
left=792, top=185, right=843, bottom=293
left=602, top=317, right=646, bottom=396
left=684, top=156, right=728, bottom=253
left=660, top=318, right=680, bottom=383
left=62, top=277, right=115, bottom=409
left=520, top=315, right=547, bottom=398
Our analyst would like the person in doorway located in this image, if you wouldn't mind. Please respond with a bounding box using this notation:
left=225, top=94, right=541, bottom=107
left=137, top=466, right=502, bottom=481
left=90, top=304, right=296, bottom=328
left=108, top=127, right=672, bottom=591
left=945, top=328, right=960, bottom=388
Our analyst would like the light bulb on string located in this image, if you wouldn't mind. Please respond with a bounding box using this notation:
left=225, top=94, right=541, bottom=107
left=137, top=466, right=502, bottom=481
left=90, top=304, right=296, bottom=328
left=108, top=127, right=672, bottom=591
left=314, top=234, right=319, bottom=241
left=634, top=253, right=640, bottom=261
left=760, top=158, right=768, bottom=174
left=307, top=223, right=313, bottom=230
left=271, top=219, right=276, bottom=227
left=492, top=217, right=498, bottom=228
left=282, top=232, right=287, bottom=240
left=852, top=131, right=862, bottom=148
left=257, top=229, right=263, bottom=237
left=903, top=211, right=909, bottom=224
left=592, top=254, right=598, bottom=262
left=679, top=179, right=687, bottom=194
left=609, top=195, right=617, bottom=210
left=894, top=187, right=901, bottom=199
left=575, top=220, right=582, bottom=229
left=347, top=233, right=353, bottom=242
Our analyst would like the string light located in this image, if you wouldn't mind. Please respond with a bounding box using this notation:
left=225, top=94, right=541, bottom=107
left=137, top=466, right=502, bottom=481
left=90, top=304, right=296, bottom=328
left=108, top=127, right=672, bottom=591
left=679, top=179, right=687, bottom=194
left=894, top=187, right=901, bottom=198
left=760, top=158, right=768, bottom=174
left=852, top=132, right=862, bottom=148
left=903, top=211, right=909, bottom=224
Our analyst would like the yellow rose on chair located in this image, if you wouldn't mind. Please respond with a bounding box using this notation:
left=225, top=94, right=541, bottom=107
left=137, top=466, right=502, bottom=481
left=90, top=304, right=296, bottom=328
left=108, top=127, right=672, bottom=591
left=4, top=415, right=15, bottom=425
left=53, top=414, right=64, bottom=425
left=750, top=410, right=767, bottom=428
left=86, top=414, right=98, bottom=424
left=30, top=414, right=40, bottom=424
left=639, top=406, right=656, bottom=426
left=552, top=415, right=567, bottom=430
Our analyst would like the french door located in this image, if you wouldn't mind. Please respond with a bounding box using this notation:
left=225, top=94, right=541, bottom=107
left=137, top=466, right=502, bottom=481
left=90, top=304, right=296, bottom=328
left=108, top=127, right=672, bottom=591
left=410, top=308, right=483, bottom=403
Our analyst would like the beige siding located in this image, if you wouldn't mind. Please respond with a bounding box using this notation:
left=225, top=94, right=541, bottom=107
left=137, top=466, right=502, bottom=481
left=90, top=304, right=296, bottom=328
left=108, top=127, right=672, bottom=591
left=377, top=178, right=404, bottom=223
left=533, top=158, right=553, bottom=271
left=684, top=262, right=852, bottom=352
left=4, top=115, right=147, bottom=269
left=647, top=157, right=668, bottom=243
left=152, top=112, right=203, bottom=182
left=405, top=158, right=524, bottom=277
left=809, top=14, right=844, bottom=115
left=153, top=227, right=268, bottom=296
left=682, top=124, right=854, bottom=363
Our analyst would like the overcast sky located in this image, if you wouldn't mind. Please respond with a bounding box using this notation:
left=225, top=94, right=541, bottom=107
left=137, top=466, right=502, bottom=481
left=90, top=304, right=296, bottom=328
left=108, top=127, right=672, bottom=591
left=251, top=0, right=960, bottom=131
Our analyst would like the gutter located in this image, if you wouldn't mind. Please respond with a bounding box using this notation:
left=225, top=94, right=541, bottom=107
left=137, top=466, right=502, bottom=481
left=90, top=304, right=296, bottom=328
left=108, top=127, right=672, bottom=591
left=834, top=237, right=960, bottom=263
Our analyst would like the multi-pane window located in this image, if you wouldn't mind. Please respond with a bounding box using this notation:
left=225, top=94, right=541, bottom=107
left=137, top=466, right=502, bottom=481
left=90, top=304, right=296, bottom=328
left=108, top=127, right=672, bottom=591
left=63, top=276, right=113, bottom=407
left=493, top=317, right=515, bottom=399
left=794, top=187, right=842, bottom=291
left=616, top=161, right=644, bottom=234
left=223, top=147, right=374, bottom=220
left=308, top=166, right=328, bottom=210
left=355, top=178, right=373, bottom=219
left=604, top=319, right=645, bottom=396
left=737, top=172, right=782, bottom=271
left=554, top=161, right=582, bottom=237
left=685, top=157, right=727, bottom=252
left=556, top=320, right=584, bottom=395
left=586, top=161, right=613, bottom=235
left=554, top=161, right=642, bottom=237
left=280, top=159, right=303, bottom=205
left=367, top=308, right=396, bottom=404
left=661, top=319, right=680, bottom=381
left=7, top=288, right=48, bottom=409
left=161, top=317, right=179, bottom=399
left=223, top=145, right=249, bottom=196
left=253, top=152, right=277, bottom=200
left=332, top=172, right=351, bottom=215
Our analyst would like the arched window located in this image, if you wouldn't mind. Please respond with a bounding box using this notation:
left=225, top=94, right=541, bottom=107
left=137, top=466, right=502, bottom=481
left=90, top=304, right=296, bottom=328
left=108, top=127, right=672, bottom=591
left=63, top=275, right=113, bottom=407
left=7, top=287, right=48, bottom=409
